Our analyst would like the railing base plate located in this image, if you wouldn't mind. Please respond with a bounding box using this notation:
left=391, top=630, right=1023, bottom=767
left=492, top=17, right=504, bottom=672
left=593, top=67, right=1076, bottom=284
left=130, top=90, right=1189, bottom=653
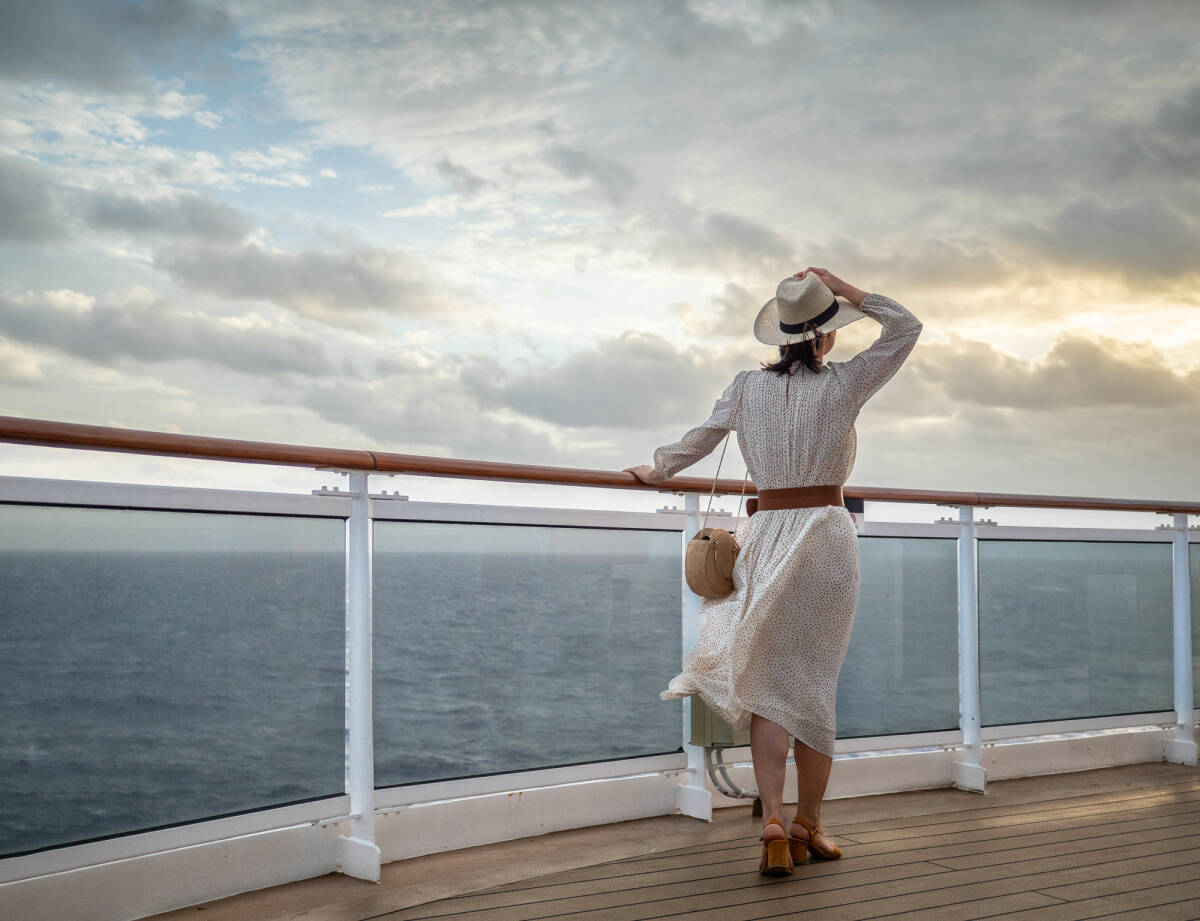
left=676, top=784, right=713, bottom=821
left=336, top=835, right=381, bottom=883
left=1164, top=737, right=1198, bottom=767
left=952, top=760, right=987, bottom=793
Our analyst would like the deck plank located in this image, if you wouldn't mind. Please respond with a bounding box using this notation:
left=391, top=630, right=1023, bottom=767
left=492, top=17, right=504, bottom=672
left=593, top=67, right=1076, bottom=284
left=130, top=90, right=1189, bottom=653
left=147, top=762, right=1200, bottom=921
left=386, top=846, right=1200, bottom=921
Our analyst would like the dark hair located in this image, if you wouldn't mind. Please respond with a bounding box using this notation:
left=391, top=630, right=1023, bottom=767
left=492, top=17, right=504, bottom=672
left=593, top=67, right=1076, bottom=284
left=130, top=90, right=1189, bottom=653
left=760, top=322, right=828, bottom=376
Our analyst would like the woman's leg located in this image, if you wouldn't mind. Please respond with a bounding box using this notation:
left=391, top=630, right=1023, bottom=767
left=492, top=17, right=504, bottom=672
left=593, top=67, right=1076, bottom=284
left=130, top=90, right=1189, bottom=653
left=750, top=713, right=790, bottom=840
left=791, top=738, right=836, bottom=849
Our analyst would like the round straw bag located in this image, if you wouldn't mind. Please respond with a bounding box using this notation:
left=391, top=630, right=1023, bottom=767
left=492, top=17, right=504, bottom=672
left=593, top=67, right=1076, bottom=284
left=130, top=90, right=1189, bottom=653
left=685, top=386, right=749, bottom=600
left=685, top=526, right=742, bottom=598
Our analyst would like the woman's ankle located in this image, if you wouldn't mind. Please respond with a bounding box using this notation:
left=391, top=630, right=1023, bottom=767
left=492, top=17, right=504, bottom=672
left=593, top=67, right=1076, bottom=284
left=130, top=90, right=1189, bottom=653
left=762, top=822, right=786, bottom=841
left=762, top=812, right=787, bottom=840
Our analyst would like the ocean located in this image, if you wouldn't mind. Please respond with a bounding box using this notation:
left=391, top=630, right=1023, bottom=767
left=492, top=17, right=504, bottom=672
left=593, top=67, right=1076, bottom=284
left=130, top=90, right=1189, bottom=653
left=0, top=530, right=1187, bottom=857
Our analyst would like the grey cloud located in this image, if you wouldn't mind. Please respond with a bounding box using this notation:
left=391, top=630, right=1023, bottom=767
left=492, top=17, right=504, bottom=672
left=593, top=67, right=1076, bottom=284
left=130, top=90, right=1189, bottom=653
left=913, top=333, right=1199, bottom=410
left=0, top=291, right=332, bottom=378
left=704, top=213, right=790, bottom=260
left=708, top=283, right=758, bottom=337
left=809, top=235, right=1014, bottom=292
left=0, top=154, right=254, bottom=244
left=1001, top=195, right=1200, bottom=281
left=300, top=377, right=558, bottom=464
left=0, top=0, right=233, bottom=91
left=0, top=155, right=65, bottom=241
left=436, top=157, right=486, bottom=196
left=80, top=190, right=252, bottom=243
left=1155, top=85, right=1200, bottom=138
left=155, top=242, right=445, bottom=322
left=648, top=200, right=792, bottom=273
left=544, top=146, right=637, bottom=206
left=464, top=330, right=751, bottom=429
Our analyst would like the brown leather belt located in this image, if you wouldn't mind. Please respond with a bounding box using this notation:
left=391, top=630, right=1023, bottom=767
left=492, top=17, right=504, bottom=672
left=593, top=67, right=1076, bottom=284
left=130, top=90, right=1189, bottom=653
left=746, top=484, right=844, bottom=517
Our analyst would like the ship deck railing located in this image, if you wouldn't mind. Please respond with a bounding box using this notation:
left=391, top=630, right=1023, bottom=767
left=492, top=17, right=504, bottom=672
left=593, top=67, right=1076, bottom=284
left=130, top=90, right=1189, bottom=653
left=0, top=414, right=1196, bottom=921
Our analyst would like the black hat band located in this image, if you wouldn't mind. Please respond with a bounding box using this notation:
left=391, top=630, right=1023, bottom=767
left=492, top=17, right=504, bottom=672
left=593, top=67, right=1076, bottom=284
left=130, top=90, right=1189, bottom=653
left=779, top=299, right=839, bottom=334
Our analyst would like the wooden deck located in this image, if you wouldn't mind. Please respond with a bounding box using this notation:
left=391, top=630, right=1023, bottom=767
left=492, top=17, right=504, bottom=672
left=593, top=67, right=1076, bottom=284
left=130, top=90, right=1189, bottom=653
left=153, top=761, right=1200, bottom=921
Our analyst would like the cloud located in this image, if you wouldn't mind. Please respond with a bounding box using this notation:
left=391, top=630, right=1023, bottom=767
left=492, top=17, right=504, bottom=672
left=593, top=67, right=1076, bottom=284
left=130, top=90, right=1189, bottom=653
left=300, top=377, right=558, bottom=464
left=436, top=157, right=486, bottom=196
left=912, top=331, right=1200, bottom=410
left=672, top=282, right=760, bottom=339
left=644, top=200, right=793, bottom=274
left=0, top=288, right=333, bottom=378
left=0, top=337, right=48, bottom=384
left=79, top=190, right=253, bottom=243
left=1155, top=85, right=1200, bottom=138
left=544, top=145, right=637, bottom=206
left=154, top=242, right=453, bottom=323
left=193, top=108, right=223, bottom=128
left=0, top=0, right=233, bottom=92
left=0, top=153, right=254, bottom=243
left=226, top=144, right=317, bottom=186
left=229, top=0, right=1200, bottom=293
left=0, top=154, right=66, bottom=240
left=805, top=235, right=1014, bottom=292
left=1002, top=195, right=1200, bottom=282
left=464, top=330, right=751, bottom=429
left=229, top=145, right=308, bottom=170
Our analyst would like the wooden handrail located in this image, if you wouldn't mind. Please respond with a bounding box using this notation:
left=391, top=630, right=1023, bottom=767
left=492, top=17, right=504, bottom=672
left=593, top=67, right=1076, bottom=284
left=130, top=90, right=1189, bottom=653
left=0, top=414, right=1197, bottom=514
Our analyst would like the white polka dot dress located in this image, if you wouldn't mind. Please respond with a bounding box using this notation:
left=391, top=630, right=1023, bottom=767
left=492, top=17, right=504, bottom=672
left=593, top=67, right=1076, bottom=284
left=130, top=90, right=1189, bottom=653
left=653, top=293, right=923, bottom=757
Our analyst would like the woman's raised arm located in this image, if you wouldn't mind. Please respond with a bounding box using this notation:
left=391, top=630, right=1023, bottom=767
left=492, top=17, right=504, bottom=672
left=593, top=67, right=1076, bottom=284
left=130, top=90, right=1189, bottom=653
left=830, top=293, right=923, bottom=411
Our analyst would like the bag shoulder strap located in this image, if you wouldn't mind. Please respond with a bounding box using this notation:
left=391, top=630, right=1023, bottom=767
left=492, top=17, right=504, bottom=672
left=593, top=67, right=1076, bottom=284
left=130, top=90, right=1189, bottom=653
left=701, top=372, right=751, bottom=530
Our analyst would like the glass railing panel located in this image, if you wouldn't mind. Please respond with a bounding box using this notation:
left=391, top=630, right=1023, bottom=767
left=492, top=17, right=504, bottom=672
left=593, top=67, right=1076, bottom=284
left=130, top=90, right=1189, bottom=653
left=373, top=521, right=682, bottom=785
left=837, top=536, right=960, bottom=739
left=0, top=505, right=345, bottom=857
left=979, top=539, right=1173, bottom=726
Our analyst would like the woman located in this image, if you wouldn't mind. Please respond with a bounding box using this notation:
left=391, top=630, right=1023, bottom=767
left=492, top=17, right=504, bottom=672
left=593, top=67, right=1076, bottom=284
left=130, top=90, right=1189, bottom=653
left=625, top=266, right=922, bottom=875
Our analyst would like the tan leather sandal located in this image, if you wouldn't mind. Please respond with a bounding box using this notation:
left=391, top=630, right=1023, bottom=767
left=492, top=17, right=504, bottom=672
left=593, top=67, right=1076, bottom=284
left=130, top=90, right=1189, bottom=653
left=759, top=818, right=794, bottom=876
left=790, top=814, right=842, bottom=861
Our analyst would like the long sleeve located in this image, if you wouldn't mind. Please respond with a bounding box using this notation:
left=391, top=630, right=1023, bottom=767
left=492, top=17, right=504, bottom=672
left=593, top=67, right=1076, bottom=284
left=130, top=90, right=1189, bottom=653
left=652, top=369, right=748, bottom=480
left=832, top=292, right=923, bottom=411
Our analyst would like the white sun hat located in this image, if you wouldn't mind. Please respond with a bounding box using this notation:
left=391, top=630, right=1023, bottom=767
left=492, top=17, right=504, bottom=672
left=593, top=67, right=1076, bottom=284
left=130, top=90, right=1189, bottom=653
left=753, top=273, right=869, bottom=345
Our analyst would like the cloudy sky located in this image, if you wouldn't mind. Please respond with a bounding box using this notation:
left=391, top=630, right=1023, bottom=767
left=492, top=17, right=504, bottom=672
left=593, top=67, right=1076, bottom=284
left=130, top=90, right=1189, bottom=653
left=1, top=0, right=1198, bottom=514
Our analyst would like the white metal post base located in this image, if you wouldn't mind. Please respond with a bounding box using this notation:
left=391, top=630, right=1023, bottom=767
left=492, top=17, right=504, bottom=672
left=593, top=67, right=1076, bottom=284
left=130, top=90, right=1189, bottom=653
left=336, top=834, right=381, bottom=882
left=1164, top=733, right=1198, bottom=766
left=952, top=758, right=987, bottom=792
left=676, top=773, right=713, bottom=820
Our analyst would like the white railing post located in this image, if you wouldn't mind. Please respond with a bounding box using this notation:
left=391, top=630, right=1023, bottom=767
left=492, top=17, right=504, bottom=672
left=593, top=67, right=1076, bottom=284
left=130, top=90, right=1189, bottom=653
left=337, top=469, right=381, bottom=880
left=1166, top=512, right=1198, bottom=765
left=677, top=491, right=713, bottom=820
left=953, top=503, right=986, bottom=792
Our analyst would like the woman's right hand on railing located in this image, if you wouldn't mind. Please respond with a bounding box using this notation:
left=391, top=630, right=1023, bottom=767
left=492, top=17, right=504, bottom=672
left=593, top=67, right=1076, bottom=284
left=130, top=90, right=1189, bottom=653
left=624, top=464, right=667, bottom=486
left=795, top=267, right=867, bottom=308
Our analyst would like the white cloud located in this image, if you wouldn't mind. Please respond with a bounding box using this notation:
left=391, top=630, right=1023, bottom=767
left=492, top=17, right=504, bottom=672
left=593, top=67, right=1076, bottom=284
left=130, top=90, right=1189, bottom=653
left=229, top=145, right=308, bottom=170
left=0, top=337, right=48, bottom=383
left=151, top=88, right=207, bottom=120
left=192, top=109, right=223, bottom=129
